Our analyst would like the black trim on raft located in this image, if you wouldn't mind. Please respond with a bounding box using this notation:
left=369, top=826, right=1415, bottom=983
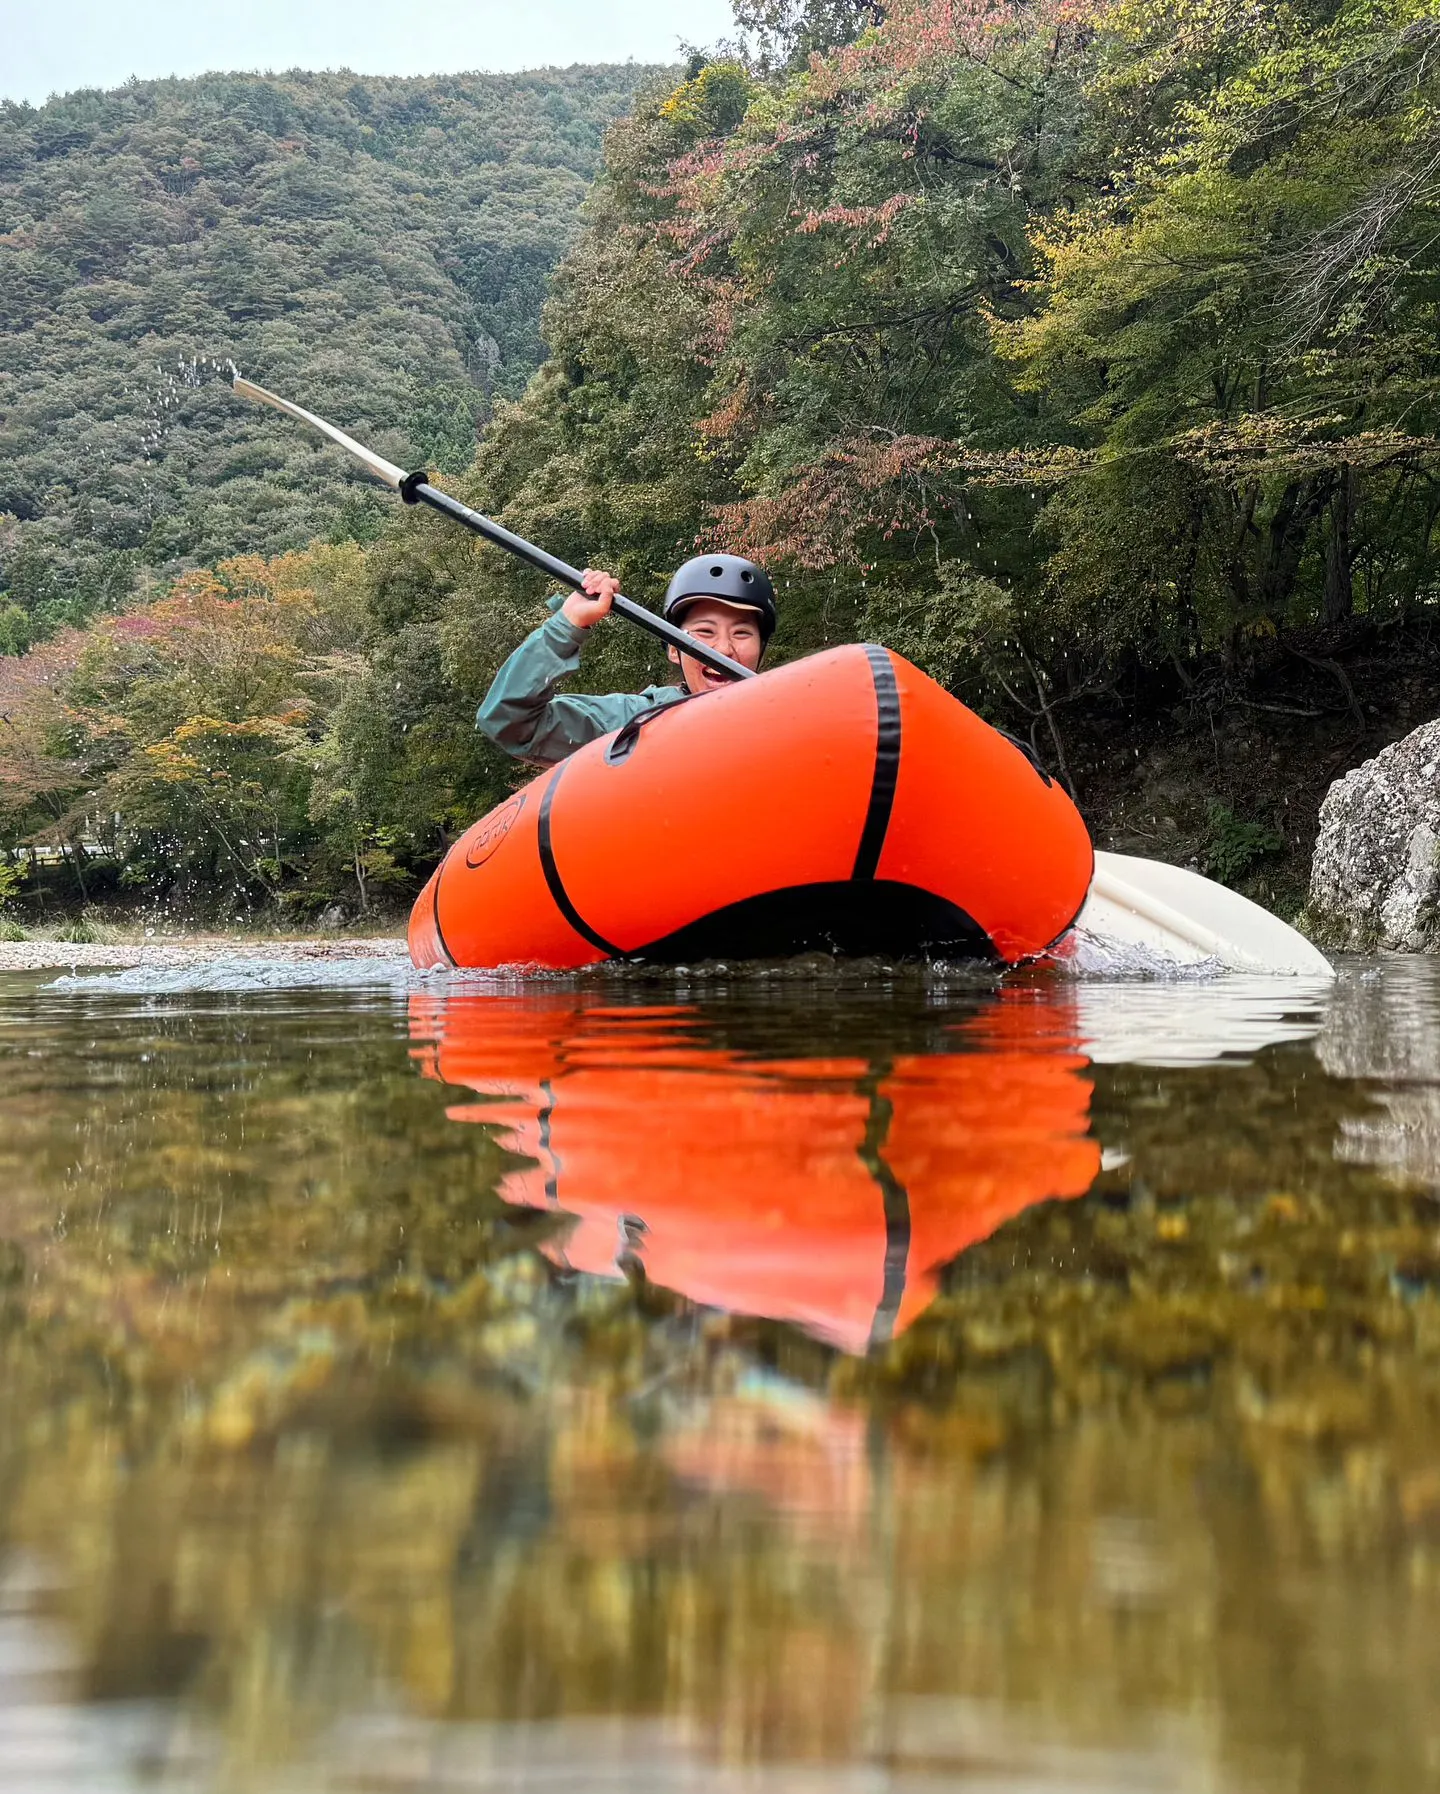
left=537, top=765, right=623, bottom=958
left=857, top=1077, right=912, bottom=1351
left=538, top=1078, right=560, bottom=1205
left=631, top=879, right=996, bottom=964
left=852, top=645, right=902, bottom=880
left=430, top=863, right=457, bottom=968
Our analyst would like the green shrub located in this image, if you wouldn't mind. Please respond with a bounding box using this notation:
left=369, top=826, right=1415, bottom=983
left=1205, top=803, right=1283, bottom=887
left=53, top=918, right=98, bottom=945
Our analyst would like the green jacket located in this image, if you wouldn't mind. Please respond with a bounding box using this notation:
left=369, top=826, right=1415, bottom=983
left=477, top=594, right=686, bottom=766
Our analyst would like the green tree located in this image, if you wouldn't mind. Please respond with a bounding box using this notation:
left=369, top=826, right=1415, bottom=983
left=1001, top=0, right=1440, bottom=658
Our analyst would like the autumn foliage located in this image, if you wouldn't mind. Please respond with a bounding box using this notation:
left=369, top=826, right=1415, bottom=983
left=462, top=0, right=1440, bottom=693
left=0, top=544, right=495, bottom=912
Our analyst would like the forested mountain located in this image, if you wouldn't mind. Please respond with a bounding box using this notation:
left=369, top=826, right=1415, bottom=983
left=0, top=65, right=665, bottom=649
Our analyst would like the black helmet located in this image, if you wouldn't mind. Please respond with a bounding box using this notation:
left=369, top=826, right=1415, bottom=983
left=663, top=553, right=776, bottom=642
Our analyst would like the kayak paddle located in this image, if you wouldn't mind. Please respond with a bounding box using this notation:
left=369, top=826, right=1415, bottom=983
left=232, top=376, right=1333, bottom=979
left=231, top=378, right=753, bottom=682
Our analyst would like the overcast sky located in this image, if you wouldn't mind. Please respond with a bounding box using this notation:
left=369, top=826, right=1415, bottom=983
left=0, top=0, right=736, bottom=106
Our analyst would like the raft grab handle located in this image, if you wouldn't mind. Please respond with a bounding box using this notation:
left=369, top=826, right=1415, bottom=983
left=603, top=699, right=691, bottom=765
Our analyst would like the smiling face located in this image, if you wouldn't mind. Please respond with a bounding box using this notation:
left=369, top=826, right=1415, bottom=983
left=666, top=598, right=766, bottom=694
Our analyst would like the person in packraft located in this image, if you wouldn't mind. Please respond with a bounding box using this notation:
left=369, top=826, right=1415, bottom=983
left=477, top=554, right=777, bottom=766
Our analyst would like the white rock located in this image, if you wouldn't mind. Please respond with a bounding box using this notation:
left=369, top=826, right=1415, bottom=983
left=1309, top=718, right=1440, bottom=951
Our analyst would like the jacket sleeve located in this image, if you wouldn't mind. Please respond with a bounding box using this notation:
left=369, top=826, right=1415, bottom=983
left=476, top=598, right=670, bottom=766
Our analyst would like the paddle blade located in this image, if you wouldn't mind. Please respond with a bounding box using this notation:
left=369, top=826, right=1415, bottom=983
left=1064, top=851, right=1335, bottom=979
left=231, top=377, right=407, bottom=490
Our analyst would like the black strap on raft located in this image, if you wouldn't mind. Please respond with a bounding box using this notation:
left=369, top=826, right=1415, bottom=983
left=428, top=865, right=457, bottom=968
left=536, top=764, right=622, bottom=957
left=852, top=645, right=902, bottom=881
left=995, top=725, right=1053, bottom=786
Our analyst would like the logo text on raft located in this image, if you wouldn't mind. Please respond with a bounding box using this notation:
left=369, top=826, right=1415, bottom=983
left=464, top=795, right=527, bottom=869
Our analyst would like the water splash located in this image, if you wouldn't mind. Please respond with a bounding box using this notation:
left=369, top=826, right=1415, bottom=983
left=1047, top=925, right=1225, bottom=981
left=49, top=952, right=416, bottom=996
left=132, top=353, right=239, bottom=468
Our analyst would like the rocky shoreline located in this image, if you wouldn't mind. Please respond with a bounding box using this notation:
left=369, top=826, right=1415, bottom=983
left=0, top=937, right=409, bottom=974
left=1308, top=716, right=1440, bottom=952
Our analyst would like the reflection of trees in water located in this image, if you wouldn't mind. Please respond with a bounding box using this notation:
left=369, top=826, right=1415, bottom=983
left=5, top=1363, right=1440, bottom=1792
left=1, top=977, right=1440, bottom=1787
left=1320, top=961, right=1440, bottom=1193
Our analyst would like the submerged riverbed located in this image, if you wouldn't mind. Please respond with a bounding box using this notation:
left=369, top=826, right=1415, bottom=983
left=1, top=953, right=1438, bottom=1791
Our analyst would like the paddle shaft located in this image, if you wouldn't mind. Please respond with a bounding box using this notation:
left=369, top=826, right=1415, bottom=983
left=399, top=478, right=757, bottom=682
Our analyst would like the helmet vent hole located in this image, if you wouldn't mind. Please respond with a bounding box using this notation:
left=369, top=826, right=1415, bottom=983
left=740, top=570, right=753, bottom=582
left=709, top=565, right=723, bottom=577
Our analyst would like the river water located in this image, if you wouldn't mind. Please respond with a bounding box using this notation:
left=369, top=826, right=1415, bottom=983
left=1, top=953, right=1438, bottom=1791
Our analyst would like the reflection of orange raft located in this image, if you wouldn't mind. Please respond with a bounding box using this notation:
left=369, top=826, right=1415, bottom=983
left=409, top=644, right=1093, bottom=970
left=408, top=992, right=1100, bottom=1352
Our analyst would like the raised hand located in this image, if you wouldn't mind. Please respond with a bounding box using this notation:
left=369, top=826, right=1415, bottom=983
left=562, top=568, right=622, bottom=629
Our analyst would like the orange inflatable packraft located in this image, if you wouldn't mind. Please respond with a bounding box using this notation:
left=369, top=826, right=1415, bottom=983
left=409, top=643, right=1093, bottom=970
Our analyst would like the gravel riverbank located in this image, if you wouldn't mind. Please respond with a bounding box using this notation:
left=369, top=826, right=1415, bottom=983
left=0, top=937, right=409, bottom=974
